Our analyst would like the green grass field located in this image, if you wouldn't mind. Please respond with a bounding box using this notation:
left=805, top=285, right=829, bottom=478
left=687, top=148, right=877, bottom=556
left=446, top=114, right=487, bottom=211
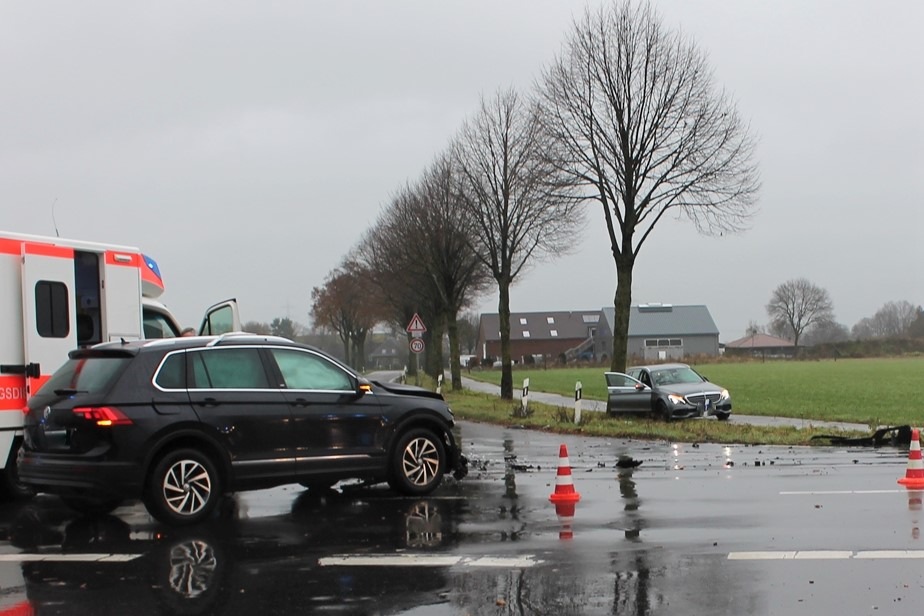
left=462, top=357, right=924, bottom=427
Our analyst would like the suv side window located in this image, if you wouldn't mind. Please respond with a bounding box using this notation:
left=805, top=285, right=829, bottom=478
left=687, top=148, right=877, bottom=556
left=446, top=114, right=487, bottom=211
left=269, top=348, right=353, bottom=391
left=190, top=348, right=271, bottom=389
left=155, top=352, right=186, bottom=389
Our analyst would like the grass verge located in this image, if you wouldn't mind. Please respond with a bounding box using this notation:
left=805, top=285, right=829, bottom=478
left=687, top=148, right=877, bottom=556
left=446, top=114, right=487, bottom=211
left=461, top=356, right=924, bottom=427
left=443, top=388, right=868, bottom=447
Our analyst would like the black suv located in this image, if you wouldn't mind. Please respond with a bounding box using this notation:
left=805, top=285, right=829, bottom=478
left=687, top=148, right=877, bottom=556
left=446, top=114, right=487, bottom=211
left=18, top=334, right=467, bottom=525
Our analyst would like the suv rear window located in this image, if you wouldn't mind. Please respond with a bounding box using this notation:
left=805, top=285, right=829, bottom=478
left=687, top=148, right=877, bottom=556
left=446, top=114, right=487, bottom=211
left=36, top=356, right=130, bottom=400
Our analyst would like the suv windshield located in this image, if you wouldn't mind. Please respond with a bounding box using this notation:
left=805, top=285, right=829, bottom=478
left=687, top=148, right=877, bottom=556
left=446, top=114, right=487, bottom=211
left=34, top=355, right=131, bottom=402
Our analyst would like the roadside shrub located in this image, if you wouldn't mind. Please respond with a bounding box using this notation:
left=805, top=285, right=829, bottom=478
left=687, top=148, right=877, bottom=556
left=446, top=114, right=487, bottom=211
left=510, top=402, right=533, bottom=419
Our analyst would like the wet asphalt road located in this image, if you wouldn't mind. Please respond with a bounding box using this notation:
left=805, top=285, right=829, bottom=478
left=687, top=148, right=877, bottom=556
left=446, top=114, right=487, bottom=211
left=2, top=419, right=923, bottom=615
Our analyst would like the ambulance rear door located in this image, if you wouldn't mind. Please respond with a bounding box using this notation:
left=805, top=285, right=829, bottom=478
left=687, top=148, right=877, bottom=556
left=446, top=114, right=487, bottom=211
left=102, top=249, right=144, bottom=341
left=21, top=241, right=78, bottom=398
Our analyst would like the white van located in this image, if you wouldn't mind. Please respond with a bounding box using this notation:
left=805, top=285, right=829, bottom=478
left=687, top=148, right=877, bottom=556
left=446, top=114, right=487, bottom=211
left=0, top=230, right=239, bottom=499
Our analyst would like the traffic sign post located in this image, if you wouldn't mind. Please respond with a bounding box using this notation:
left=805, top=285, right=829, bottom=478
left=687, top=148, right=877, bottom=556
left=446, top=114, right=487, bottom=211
left=406, top=313, right=427, bottom=337
left=406, top=314, right=427, bottom=387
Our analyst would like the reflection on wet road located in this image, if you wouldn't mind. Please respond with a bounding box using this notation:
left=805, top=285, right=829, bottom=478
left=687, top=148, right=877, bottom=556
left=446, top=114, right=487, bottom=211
left=1, top=419, right=923, bottom=615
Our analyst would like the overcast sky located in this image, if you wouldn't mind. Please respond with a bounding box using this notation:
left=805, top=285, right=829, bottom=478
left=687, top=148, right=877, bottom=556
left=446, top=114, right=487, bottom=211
left=2, top=1, right=921, bottom=341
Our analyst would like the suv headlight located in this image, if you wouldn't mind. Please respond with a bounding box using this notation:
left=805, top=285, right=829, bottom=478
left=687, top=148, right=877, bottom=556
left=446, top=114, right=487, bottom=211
left=668, top=394, right=686, bottom=405
left=719, top=389, right=730, bottom=401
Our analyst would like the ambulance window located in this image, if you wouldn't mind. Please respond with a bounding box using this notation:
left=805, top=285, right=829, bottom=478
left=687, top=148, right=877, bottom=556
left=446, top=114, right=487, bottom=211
left=73, top=251, right=101, bottom=345
left=143, top=311, right=180, bottom=339
left=34, top=281, right=70, bottom=338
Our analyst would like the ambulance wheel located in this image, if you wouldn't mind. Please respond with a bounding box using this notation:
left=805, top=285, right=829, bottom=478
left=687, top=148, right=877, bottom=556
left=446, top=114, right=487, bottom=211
left=0, top=440, right=36, bottom=501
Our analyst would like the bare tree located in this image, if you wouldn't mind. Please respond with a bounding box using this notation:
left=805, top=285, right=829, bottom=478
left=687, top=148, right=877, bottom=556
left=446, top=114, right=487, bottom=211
left=851, top=317, right=876, bottom=341
left=802, top=320, right=849, bottom=346
left=453, top=88, right=584, bottom=399
left=310, top=260, right=380, bottom=368
left=386, top=158, right=491, bottom=386
left=355, top=157, right=490, bottom=387
left=766, top=278, right=834, bottom=349
left=537, top=2, right=760, bottom=371
left=871, top=300, right=919, bottom=338
left=457, top=311, right=480, bottom=354
left=909, top=308, right=924, bottom=338
left=243, top=320, right=272, bottom=335
left=852, top=300, right=920, bottom=339
left=270, top=317, right=297, bottom=339
left=416, top=157, right=493, bottom=387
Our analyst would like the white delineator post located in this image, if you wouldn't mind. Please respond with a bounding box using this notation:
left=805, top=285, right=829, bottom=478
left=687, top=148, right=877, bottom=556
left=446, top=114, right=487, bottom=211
left=574, top=381, right=582, bottom=425
left=436, top=373, right=443, bottom=395
left=521, top=378, right=530, bottom=413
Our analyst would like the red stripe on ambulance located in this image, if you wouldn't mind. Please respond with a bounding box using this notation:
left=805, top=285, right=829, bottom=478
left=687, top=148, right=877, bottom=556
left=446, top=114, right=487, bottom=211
left=0, top=375, right=27, bottom=410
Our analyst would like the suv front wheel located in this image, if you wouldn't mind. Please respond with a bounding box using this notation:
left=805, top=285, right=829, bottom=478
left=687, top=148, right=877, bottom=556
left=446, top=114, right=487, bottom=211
left=388, top=429, right=445, bottom=496
left=145, top=448, right=221, bottom=526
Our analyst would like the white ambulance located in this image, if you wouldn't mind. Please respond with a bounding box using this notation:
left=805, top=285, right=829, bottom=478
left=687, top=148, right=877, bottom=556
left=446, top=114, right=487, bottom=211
left=0, top=230, right=239, bottom=499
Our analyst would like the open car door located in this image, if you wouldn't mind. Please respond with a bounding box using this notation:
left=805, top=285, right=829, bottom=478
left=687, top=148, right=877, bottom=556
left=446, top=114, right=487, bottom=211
left=198, top=298, right=240, bottom=335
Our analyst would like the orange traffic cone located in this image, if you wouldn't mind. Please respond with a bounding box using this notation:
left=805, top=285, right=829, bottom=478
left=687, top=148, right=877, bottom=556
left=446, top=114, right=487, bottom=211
left=549, top=444, right=581, bottom=504
left=898, top=428, right=924, bottom=489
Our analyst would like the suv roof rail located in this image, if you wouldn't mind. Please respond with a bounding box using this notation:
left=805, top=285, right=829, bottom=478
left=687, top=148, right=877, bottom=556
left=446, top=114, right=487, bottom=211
left=207, top=332, right=293, bottom=347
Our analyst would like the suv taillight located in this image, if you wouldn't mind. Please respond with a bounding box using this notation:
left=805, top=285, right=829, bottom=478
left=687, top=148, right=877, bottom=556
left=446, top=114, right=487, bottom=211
left=72, top=406, right=133, bottom=427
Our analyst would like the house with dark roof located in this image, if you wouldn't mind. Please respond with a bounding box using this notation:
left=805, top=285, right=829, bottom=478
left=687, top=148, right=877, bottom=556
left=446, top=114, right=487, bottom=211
left=367, top=337, right=407, bottom=369
left=602, top=303, right=721, bottom=360
left=723, top=333, right=796, bottom=358
left=477, top=310, right=609, bottom=364
left=477, top=303, right=722, bottom=363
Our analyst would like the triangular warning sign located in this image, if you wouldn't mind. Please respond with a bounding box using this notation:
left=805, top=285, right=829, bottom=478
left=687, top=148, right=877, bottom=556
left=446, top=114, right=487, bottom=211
left=406, top=313, right=427, bottom=333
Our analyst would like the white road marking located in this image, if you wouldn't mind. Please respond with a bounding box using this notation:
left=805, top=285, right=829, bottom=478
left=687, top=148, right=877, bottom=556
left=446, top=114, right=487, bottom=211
left=729, top=551, right=924, bottom=560
left=319, top=554, right=541, bottom=568
left=0, top=554, right=140, bottom=563
left=780, top=490, right=906, bottom=495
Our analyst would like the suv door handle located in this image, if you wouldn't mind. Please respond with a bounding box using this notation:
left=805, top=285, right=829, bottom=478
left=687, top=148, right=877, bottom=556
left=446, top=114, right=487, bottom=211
left=199, top=397, right=220, bottom=407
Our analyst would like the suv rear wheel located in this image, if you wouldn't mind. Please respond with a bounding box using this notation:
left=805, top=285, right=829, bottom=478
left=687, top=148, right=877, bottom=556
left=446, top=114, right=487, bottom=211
left=145, top=448, right=220, bottom=526
left=388, top=429, right=445, bottom=496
